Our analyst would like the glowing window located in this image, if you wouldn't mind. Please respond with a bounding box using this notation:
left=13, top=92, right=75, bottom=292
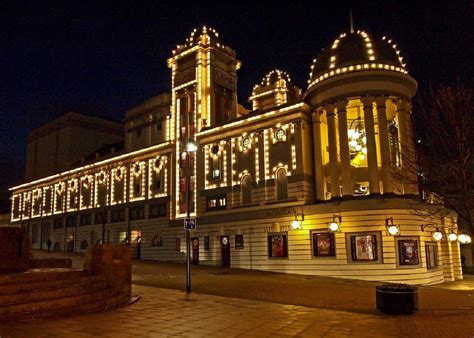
left=276, top=168, right=288, bottom=200
left=241, top=137, right=251, bottom=150
left=276, top=129, right=286, bottom=142
left=241, top=175, right=252, bottom=205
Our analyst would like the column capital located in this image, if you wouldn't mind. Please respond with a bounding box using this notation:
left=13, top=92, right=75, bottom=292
left=374, top=96, right=387, bottom=107
left=335, top=99, right=348, bottom=112
left=361, top=96, right=375, bottom=108
left=393, top=98, right=411, bottom=112
left=323, top=103, right=335, bottom=115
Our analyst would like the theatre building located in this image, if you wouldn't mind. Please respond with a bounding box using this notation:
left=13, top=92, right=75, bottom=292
left=10, top=27, right=464, bottom=285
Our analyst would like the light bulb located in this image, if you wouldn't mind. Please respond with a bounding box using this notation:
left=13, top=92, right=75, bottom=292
left=328, top=222, right=339, bottom=232
left=433, top=231, right=443, bottom=241
left=448, top=233, right=458, bottom=242
left=387, top=225, right=400, bottom=236
left=291, top=220, right=302, bottom=230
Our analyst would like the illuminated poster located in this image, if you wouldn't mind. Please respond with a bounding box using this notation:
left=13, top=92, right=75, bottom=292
left=398, top=239, right=419, bottom=265
left=313, top=233, right=335, bottom=256
left=268, top=234, right=287, bottom=258
left=351, top=235, right=378, bottom=261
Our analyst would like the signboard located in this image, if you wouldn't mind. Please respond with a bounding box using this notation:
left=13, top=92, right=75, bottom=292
left=184, top=218, right=196, bottom=230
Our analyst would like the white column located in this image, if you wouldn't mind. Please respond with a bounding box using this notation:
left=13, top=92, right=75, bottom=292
left=312, top=111, right=325, bottom=201
left=375, top=97, right=393, bottom=195
left=336, top=100, right=352, bottom=197
left=326, top=104, right=341, bottom=199
left=361, top=97, right=380, bottom=195
left=396, top=99, right=418, bottom=195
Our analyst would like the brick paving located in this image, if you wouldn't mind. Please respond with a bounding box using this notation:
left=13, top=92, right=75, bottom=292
left=0, top=285, right=473, bottom=337
left=0, top=250, right=471, bottom=337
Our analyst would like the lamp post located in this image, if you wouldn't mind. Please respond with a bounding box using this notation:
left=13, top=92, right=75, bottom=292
left=101, top=203, right=106, bottom=244
left=185, top=141, right=197, bottom=293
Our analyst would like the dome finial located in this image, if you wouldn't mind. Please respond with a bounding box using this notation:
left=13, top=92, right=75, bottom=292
left=349, top=9, right=355, bottom=34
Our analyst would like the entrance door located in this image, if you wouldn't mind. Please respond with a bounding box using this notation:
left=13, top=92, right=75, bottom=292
left=191, top=238, right=199, bottom=265
left=221, top=236, right=230, bottom=267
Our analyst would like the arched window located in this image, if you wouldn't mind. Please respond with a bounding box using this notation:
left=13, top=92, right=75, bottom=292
left=276, top=168, right=288, bottom=201
left=241, top=175, right=252, bottom=205
left=389, top=122, right=401, bottom=167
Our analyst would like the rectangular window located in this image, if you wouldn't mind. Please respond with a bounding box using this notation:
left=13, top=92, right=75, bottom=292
left=426, top=242, right=438, bottom=269
left=211, top=156, right=221, bottom=180
left=31, top=224, right=39, bottom=244
left=204, top=236, right=210, bottom=251
left=42, top=222, right=50, bottom=241
left=66, top=216, right=76, bottom=228
left=397, top=238, right=420, bottom=266
left=312, top=232, right=336, bottom=257
left=175, top=238, right=181, bottom=252
left=153, top=171, right=163, bottom=192
left=79, top=213, right=91, bottom=226
left=235, top=234, right=244, bottom=249
left=111, top=209, right=125, bottom=223
left=268, top=233, right=288, bottom=258
left=156, top=122, right=162, bottom=131
left=94, top=212, right=106, bottom=225
left=129, top=206, right=145, bottom=220
left=53, top=218, right=64, bottom=230
left=149, top=203, right=167, bottom=218
left=206, top=195, right=227, bottom=210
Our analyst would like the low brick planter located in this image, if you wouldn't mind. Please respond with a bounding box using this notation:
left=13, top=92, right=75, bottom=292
left=29, top=258, right=72, bottom=269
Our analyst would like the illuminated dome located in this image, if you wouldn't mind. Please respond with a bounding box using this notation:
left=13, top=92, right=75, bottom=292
left=260, top=69, right=292, bottom=87
left=308, top=31, right=407, bottom=88
left=249, top=69, right=302, bottom=110
left=172, top=26, right=236, bottom=57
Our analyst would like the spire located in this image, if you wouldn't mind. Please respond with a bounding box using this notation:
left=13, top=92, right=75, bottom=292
left=349, top=9, right=355, bottom=34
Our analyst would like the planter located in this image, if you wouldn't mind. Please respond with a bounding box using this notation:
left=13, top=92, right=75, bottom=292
left=376, top=284, right=418, bottom=314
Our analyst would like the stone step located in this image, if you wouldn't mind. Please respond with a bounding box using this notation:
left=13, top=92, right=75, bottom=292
left=0, top=269, right=88, bottom=286
left=0, top=274, right=105, bottom=296
left=0, top=288, right=117, bottom=319
left=0, top=292, right=133, bottom=321
left=0, top=277, right=107, bottom=307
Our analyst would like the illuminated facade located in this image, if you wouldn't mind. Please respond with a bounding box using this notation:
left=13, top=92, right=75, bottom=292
left=10, top=27, right=463, bottom=284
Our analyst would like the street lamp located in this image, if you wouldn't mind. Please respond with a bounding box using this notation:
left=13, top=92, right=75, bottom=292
left=185, top=141, right=197, bottom=293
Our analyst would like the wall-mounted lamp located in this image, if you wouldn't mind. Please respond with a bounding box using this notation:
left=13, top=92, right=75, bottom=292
left=186, top=141, right=198, bottom=152
left=421, top=224, right=443, bottom=241
left=290, top=211, right=304, bottom=230
left=328, top=215, right=341, bottom=232
left=447, top=230, right=458, bottom=242
left=458, top=233, right=472, bottom=244
left=385, top=217, right=400, bottom=236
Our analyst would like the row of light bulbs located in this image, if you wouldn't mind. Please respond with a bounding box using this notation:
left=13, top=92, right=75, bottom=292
left=289, top=215, right=472, bottom=245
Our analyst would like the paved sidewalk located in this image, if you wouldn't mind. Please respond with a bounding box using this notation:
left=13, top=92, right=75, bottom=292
left=11, top=249, right=472, bottom=337
left=0, top=284, right=473, bottom=338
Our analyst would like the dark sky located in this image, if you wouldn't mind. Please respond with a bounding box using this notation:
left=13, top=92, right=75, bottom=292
left=1, top=0, right=473, bottom=199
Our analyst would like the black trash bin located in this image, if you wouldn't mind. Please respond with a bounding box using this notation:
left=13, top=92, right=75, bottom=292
left=376, top=283, right=418, bottom=314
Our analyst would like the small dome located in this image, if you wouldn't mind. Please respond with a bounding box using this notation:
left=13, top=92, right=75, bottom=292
left=249, top=69, right=301, bottom=111
left=308, top=31, right=407, bottom=88
left=260, top=69, right=292, bottom=87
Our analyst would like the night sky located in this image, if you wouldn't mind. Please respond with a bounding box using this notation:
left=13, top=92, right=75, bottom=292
left=1, top=0, right=473, bottom=199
